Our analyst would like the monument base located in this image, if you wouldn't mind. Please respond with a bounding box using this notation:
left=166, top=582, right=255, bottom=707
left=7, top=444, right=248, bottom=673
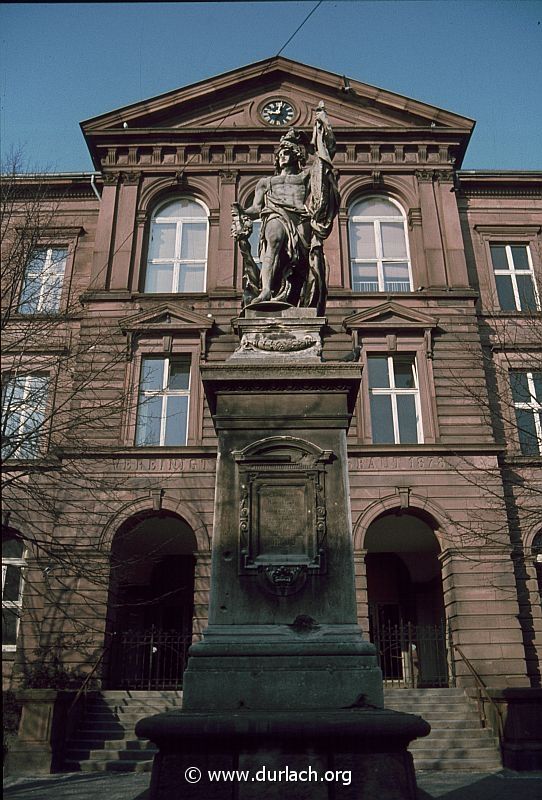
left=137, top=708, right=430, bottom=800
left=182, top=623, right=384, bottom=710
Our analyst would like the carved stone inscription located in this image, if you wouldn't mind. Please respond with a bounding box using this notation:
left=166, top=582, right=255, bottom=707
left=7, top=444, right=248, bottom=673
left=234, top=437, right=332, bottom=587
left=257, top=482, right=308, bottom=558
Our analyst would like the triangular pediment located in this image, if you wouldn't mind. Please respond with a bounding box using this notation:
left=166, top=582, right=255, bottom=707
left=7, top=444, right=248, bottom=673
left=121, top=303, right=214, bottom=332
left=81, top=57, right=474, bottom=135
left=343, top=302, right=439, bottom=331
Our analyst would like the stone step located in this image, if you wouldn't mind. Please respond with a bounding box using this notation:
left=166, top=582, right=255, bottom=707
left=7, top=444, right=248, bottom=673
left=413, top=757, right=502, bottom=771
left=409, top=738, right=499, bottom=754
left=384, top=688, right=464, bottom=695
left=88, top=702, right=181, bottom=713
left=388, top=705, right=478, bottom=715
left=64, top=758, right=153, bottom=773
left=66, top=747, right=157, bottom=762
left=84, top=709, right=173, bottom=720
left=98, top=691, right=183, bottom=698
left=67, top=737, right=156, bottom=753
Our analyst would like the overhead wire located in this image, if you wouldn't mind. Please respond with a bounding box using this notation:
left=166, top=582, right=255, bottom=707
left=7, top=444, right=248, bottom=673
left=89, top=0, right=326, bottom=285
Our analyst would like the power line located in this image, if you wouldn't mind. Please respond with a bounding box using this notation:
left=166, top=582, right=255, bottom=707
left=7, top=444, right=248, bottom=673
left=276, top=1, right=323, bottom=57
left=90, top=1, right=327, bottom=285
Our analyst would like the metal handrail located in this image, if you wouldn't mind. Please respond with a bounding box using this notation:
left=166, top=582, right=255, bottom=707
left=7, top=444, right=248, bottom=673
left=453, top=644, right=504, bottom=743
left=67, top=637, right=113, bottom=716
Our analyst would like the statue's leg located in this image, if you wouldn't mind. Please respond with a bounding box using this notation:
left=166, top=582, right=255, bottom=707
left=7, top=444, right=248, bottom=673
left=254, top=219, right=285, bottom=303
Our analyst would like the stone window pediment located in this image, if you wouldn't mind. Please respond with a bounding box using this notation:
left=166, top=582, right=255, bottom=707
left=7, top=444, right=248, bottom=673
left=121, top=303, right=214, bottom=335
left=343, top=302, right=438, bottom=334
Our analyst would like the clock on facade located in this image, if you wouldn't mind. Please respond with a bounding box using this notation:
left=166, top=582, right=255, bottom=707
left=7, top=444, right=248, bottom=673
left=260, top=99, right=296, bottom=126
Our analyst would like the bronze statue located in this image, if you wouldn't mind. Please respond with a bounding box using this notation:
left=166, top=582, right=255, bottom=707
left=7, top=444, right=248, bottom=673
left=232, top=102, right=339, bottom=315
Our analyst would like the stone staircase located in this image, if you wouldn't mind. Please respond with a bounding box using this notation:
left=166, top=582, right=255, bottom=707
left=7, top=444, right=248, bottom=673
left=63, top=690, right=183, bottom=773
left=384, top=687, right=502, bottom=771
left=65, top=687, right=501, bottom=773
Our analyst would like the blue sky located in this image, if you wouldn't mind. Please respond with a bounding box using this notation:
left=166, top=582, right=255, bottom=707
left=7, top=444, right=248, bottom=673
left=1, top=1, right=541, bottom=172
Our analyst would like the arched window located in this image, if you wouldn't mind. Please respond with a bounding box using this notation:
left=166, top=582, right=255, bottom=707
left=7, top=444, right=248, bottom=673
left=349, top=196, right=412, bottom=293
left=2, top=532, right=26, bottom=650
left=144, top=198, right=209, bottom=293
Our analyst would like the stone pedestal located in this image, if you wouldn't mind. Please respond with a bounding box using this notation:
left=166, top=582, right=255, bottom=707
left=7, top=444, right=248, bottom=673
left=4, top=689, right=80, bottom=775
left=138, top=307, right=429, bottom=798
left=139, top=709, right=429, bottom=800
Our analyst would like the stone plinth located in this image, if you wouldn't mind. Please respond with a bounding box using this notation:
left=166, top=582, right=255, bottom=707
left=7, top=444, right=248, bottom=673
left=137, top=708, right=429, bottom=800
left=230, top=303, right=325, bottom=361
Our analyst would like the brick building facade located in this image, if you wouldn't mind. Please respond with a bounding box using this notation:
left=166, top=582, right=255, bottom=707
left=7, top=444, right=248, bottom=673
left=2, top=58, right=541, bottom=696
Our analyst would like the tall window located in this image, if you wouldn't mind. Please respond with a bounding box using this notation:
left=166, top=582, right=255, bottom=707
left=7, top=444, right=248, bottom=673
left=144, top=198, right=208, bottom=293
left=135, top=356, right=191, bottom=446
left=490, top=244, right=539, bottom=312
left=349, top=197, right=412, bottom=293
left=1, top=374, right=49, bottom=459
left=367, top=355, right=422, bottom=444
left=510, top=370, right=542, bottom=455
left=19, top=247, right=67, bottom=314
left=2, top=534, right=25, bottom=651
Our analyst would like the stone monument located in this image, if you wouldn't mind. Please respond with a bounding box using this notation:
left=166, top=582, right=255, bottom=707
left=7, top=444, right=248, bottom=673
left=137, top=105, right=429, bottom=799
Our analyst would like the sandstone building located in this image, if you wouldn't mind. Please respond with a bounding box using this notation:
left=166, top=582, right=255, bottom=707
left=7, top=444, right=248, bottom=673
left=2, top=59, right=541, bottom=744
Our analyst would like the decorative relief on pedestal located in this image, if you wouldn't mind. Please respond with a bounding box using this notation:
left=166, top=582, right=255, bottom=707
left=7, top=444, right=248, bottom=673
left=238, top=330, right=320, bottom=356
left=234, top=437, right=331, bottom=596
left=231, top=306, right=325, bottom=362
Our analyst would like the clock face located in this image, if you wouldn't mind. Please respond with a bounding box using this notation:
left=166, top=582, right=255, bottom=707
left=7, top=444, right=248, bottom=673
left=261, top=99, right=295, bottom=126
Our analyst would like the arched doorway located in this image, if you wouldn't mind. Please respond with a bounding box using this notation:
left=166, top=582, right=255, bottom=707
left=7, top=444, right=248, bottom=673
left=365, top=510, right=449, bottom=687
left=105, top=511, right=197, bottom=689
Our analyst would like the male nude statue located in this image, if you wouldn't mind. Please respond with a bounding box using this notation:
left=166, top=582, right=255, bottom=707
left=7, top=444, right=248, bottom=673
left=232, top=134, right=311, bottom=306
left=232, top=103, right=339, bottom=314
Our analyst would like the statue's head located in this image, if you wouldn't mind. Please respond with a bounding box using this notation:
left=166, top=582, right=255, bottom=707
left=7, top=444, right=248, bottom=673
left=274, top=129, right=306, bottom=172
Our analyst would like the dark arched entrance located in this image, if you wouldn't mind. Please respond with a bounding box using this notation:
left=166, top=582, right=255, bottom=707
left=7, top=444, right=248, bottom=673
left=365, top=511, right=449, bottom=687
left=105, top=511, right=197, bottom=689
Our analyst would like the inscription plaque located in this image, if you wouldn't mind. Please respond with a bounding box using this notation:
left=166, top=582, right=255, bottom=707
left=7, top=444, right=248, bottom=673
left=233, top=437, right=332, bottom=593
left=257, top=482, right=308, bottom=558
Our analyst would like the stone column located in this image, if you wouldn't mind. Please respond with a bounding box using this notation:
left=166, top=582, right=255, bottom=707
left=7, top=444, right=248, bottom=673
left=416, top=170, right=447, bottom=289
left=434, top=171, right=470, bottom=288
left=215, top=170, right=238, bottom=290
left=89, top=174, right=118, bottom=290
left=109, top=172, right=140, bottom=290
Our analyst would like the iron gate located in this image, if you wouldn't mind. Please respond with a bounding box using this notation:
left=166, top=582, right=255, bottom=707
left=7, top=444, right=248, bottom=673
left=371, top=620, right=451, bottom=688
left=109, top=627, right=195, bottom=690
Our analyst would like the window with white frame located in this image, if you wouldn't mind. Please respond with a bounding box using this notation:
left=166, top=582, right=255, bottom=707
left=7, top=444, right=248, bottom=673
left=2, top=534, right=25, bottom=650
left=144, top=198, right=208, bottom=293
left=367, top=354, right=422, bottom=444
left=490, top=244, right=540, bottom=312
left=349, top=197, right=412, bottom=293
left=510, top=370, right=542, bottom=455
left=1, top=374, right=49, bottom=459
left=135, top=356, right=191, bottom=446
left=18, top=247, right=68, bottom=314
